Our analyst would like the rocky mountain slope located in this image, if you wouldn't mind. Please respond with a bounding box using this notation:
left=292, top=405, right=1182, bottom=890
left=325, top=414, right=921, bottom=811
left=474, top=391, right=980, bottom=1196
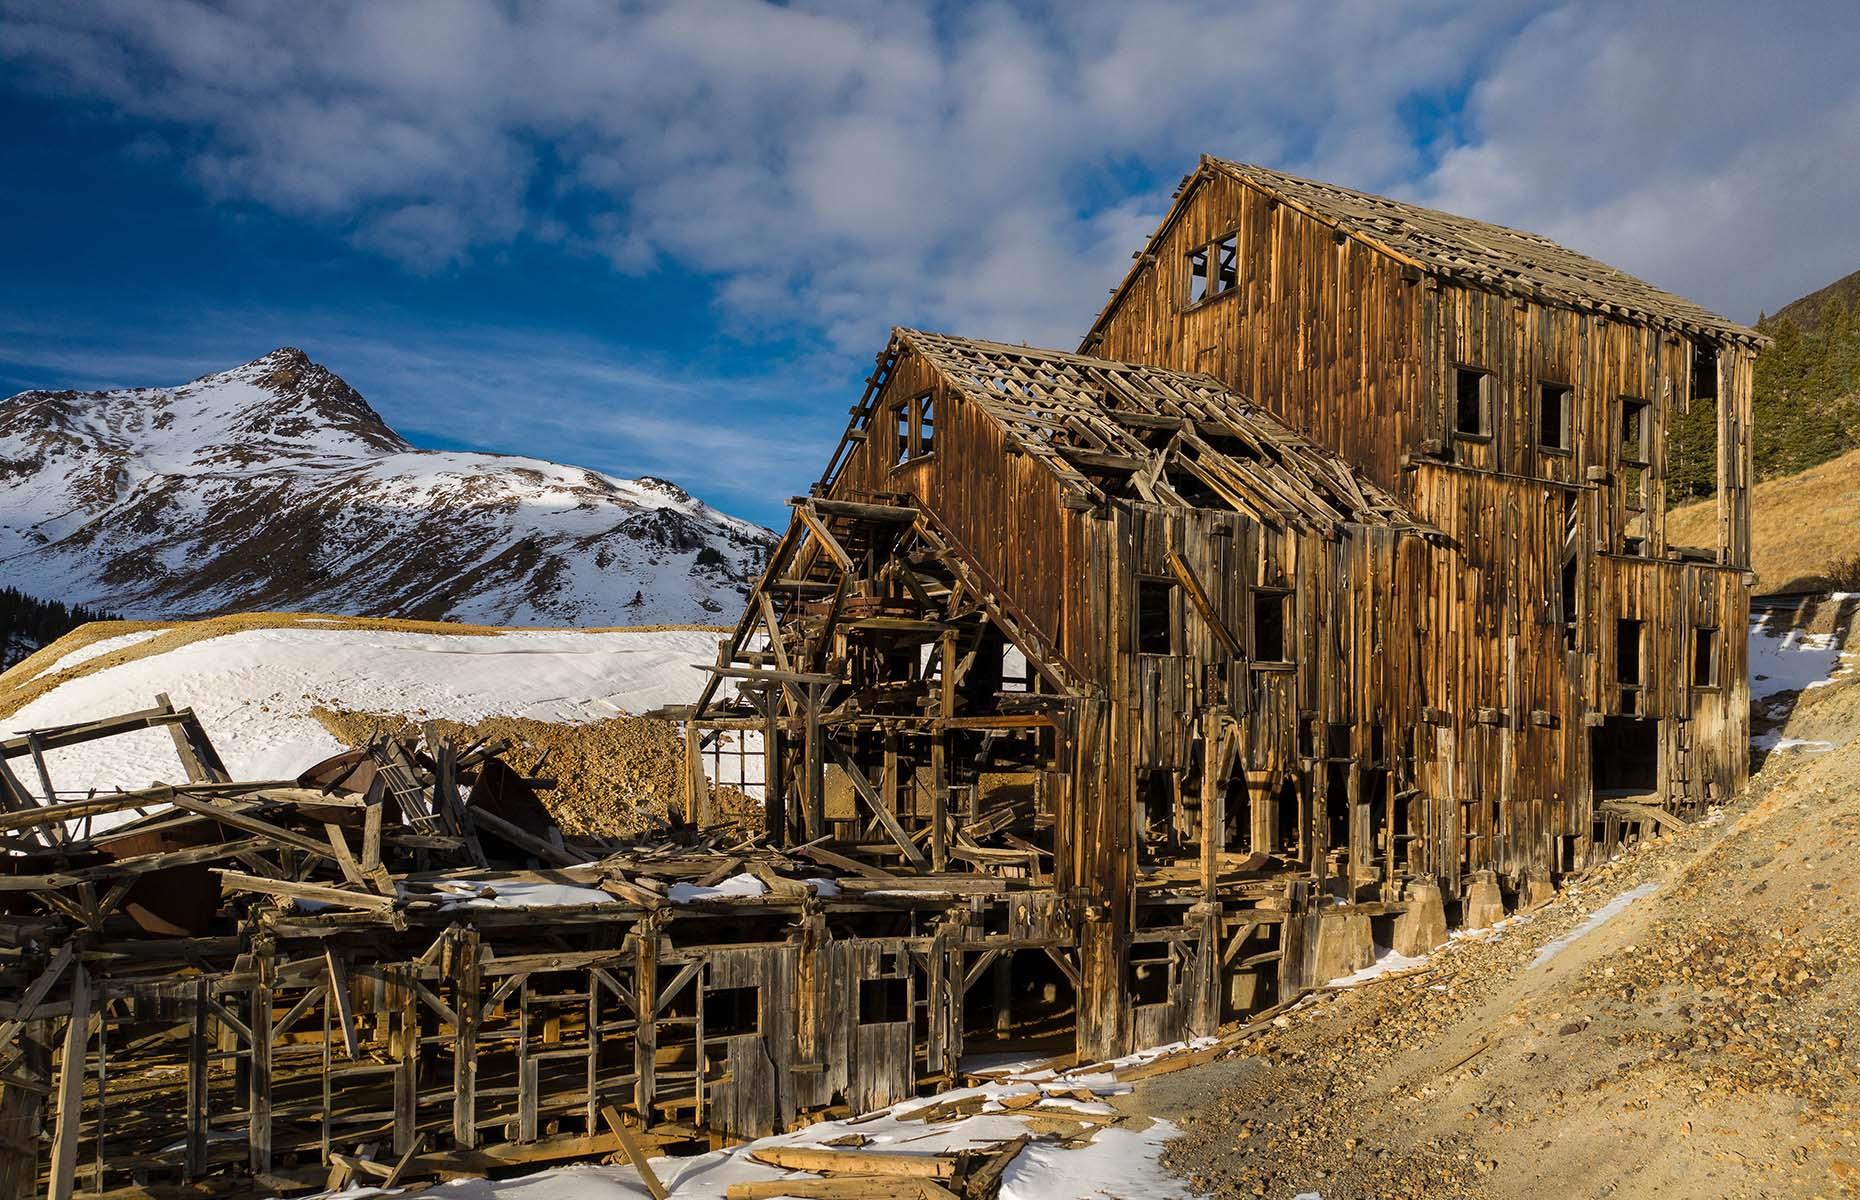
left=0, top=348, right=772, bottom=624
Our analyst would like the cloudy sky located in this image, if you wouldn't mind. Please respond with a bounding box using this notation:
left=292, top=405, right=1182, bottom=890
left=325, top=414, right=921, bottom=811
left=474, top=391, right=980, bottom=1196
left=2, top=0, right=1855, bottom=524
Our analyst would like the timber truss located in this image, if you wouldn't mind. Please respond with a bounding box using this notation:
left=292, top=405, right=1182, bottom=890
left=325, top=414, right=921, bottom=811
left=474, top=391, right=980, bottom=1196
left=687, top=493, right=1084, bottom=876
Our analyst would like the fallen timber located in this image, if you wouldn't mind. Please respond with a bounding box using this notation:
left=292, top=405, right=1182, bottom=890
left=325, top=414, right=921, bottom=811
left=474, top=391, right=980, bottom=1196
left=0, top=700, right=1268, bottom=1199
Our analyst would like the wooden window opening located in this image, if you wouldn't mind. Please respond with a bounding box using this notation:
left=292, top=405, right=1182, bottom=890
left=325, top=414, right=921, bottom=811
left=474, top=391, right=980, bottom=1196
left=1692, top=626, right=1719, bottom=689
left=1619, top=396, right=1650, bottom=466
left=1251, top=588, right=1290, bottom=666
left=1185, top=232, right=1239, bottom=306
left=1537, top=382, right=1572, bottom=453
left=1616, top=618, right=1643, bottom=712
left=1454, top=367, right=1491, bottom=439
left=892, top=391, right=935, bottom=468
left=1691, top=341, right=1719, bottom=402
left=703, top=986, right=761, bottom=1038
left=858, top=977, right=907, bottom=1025
left=1136, top=577, right=1177, bottom=655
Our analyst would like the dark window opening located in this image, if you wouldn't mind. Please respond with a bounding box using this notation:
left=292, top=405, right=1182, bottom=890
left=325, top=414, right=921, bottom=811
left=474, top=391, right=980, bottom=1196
left=1296, top=718, right=1316, bottom=760
left=703, top=986, right=760, bottom=1038
left=1140, top=771, right=1175, bottom=842
left=1128, top=943, right=1172, bottom=1007
left=1363, top=766, right=1391, bottom=858
left=1136, top=578, right=1176, bottom=655
left=1252, top=589, right=1288, bottom=663
left=1538, top=383, right=1571, bottom=451
left=1273, top=777, right=1302, bottom=855
left=1619, top=397, right=1650, bottom=465
left=1691, top=341, right=1719, bottom=402
left=1455, top=368, right=1490, bottom=437
left=1325, top=762, right=1351, bottom=853
left=859, top=977, right=908, bottom=1025
left=1369, top=722, right=1387, bottom=766
left=1592, top=717, right=1658, bottom=795
left=1325, top=724, right=1352, bottom=760
left=1224, top=775, right=1253, bottom=853
left=1615, top=618, right=1642, bottom=686
left=1692, top=627, right=1718, bottom=688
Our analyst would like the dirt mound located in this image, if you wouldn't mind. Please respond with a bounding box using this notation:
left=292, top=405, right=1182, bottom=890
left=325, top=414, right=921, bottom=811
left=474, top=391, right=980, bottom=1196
left=311, top=707, right=760, bottom=839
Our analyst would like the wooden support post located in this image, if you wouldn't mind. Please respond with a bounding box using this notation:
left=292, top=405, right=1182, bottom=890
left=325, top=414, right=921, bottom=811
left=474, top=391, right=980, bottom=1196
left=684, top=722, right=710, bottom=827
left=393, top=966, right=418, bottom=1154
left=47, top=966, right=88, bottom=1200
left=185, top=978, right=210, bottom=1181
left=451, top=930, right=480, bottom=1150
left=248, top=942, right=274, bottom=1176
left=803, top=682, right=825, bottom=841
left=1195, top=708, right=1228, bottom=1035
left=764, top=701, right=784, bottom=846
left=932, top=629, right=957, bottom=871
left=633, top=926, right=657, bottom=1130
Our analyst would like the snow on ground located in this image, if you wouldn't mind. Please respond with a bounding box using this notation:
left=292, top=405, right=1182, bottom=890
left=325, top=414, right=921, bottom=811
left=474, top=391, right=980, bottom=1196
left=1325, top=947, right=1431, bottom=988
left=28, top=628, right=163, bottom=680
left=1528, top=882, right=1659, bottom=969
left=3, top=625, right=726, bottom=811
left=1748, top=608, right=1844, bottom=705
left=281, top=1066, right=1201, bottom=1200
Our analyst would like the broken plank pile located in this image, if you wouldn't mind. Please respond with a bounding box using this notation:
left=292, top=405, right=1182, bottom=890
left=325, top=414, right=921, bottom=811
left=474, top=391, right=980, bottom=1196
left=0, top=701, right=1142, bottom=1198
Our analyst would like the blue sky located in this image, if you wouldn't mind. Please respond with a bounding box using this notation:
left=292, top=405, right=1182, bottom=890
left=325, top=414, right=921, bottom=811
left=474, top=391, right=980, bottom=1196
left=2, top=1, right=1856, bottom=527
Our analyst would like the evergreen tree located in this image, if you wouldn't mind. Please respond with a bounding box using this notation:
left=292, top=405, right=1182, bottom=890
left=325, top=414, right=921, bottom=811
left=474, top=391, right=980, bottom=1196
left=0, top=587, right=119, bottom=671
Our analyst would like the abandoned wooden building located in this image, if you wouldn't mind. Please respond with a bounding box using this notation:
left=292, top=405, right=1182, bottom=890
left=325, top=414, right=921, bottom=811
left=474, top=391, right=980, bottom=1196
left=0, top=156, right=1767, bottom=1196
left=684, top=157, right=1768, bottom=1064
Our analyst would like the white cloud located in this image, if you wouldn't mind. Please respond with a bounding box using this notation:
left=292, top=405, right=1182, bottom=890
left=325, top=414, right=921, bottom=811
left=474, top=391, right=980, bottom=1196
left=2, top=0, right=1853, bottom=349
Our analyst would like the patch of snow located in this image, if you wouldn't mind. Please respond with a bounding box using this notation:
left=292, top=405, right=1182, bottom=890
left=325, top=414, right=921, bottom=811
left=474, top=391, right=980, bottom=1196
left=1748, top=611, right=1843, bottom=703
left=432, top=880, right=617, bottom=909
left=1530, top=882, right=1659, bottom=969
left=1752, top=733, right=1835, bottom=752
left=276, top=1068, right=1206, bottom=1200
left=667, top=874, right=768, bottom=904
left=1325, top=946, right=1430, bottom=988
left=3, top=625, right=728, bottom=831
left=29, top=629, right=163, bottom=679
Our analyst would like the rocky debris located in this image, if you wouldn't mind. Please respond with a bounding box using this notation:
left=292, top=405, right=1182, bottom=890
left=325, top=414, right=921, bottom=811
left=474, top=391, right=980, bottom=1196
left=1148, top=720, right=1860, bottom=1200
left=314, top=706, right=762, bottom=838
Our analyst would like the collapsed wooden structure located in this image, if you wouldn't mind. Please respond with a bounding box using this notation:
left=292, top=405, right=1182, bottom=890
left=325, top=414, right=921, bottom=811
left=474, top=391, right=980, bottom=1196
left=682, top=158, right=1764, bottom=1065
left=0, top=703, right=1133, bottom=1197
left=0, top=156, right=1766, bottom=1196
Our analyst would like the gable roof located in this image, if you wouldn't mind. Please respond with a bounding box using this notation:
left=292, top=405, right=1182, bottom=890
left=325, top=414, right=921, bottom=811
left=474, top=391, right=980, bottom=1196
left=859, top=329, right=1420, bottom=534
left=1084, top=156, right=1764, bottom=349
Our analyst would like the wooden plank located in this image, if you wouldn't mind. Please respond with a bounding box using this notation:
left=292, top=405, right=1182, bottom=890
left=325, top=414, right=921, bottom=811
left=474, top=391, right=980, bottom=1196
left=746, top=1145, right=955, bottom=1179
left=214, top=870, right=397, bottom=912
left=825, top=742, right=928, bottom=870
left=46, top=965, right=88, bottom=1200
left=600, top=1105, right=670, bottom=1200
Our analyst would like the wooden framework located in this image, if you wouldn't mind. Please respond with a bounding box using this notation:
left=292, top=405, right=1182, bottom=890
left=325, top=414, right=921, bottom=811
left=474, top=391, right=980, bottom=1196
left=688, top=160, right=1763, bottom=1063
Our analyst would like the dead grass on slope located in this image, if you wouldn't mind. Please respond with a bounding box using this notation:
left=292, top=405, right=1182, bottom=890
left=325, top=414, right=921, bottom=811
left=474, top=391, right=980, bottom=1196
left=0, top=612, right=727, bottom=722
left=312, top=707, right=761, bottom=840
left=1667, top=446, right=1860, bottom=592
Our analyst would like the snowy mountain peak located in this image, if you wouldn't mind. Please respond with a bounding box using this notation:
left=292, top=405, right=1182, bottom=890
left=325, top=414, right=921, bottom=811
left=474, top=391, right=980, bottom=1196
left=0, top=352, right=773, bottom=625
